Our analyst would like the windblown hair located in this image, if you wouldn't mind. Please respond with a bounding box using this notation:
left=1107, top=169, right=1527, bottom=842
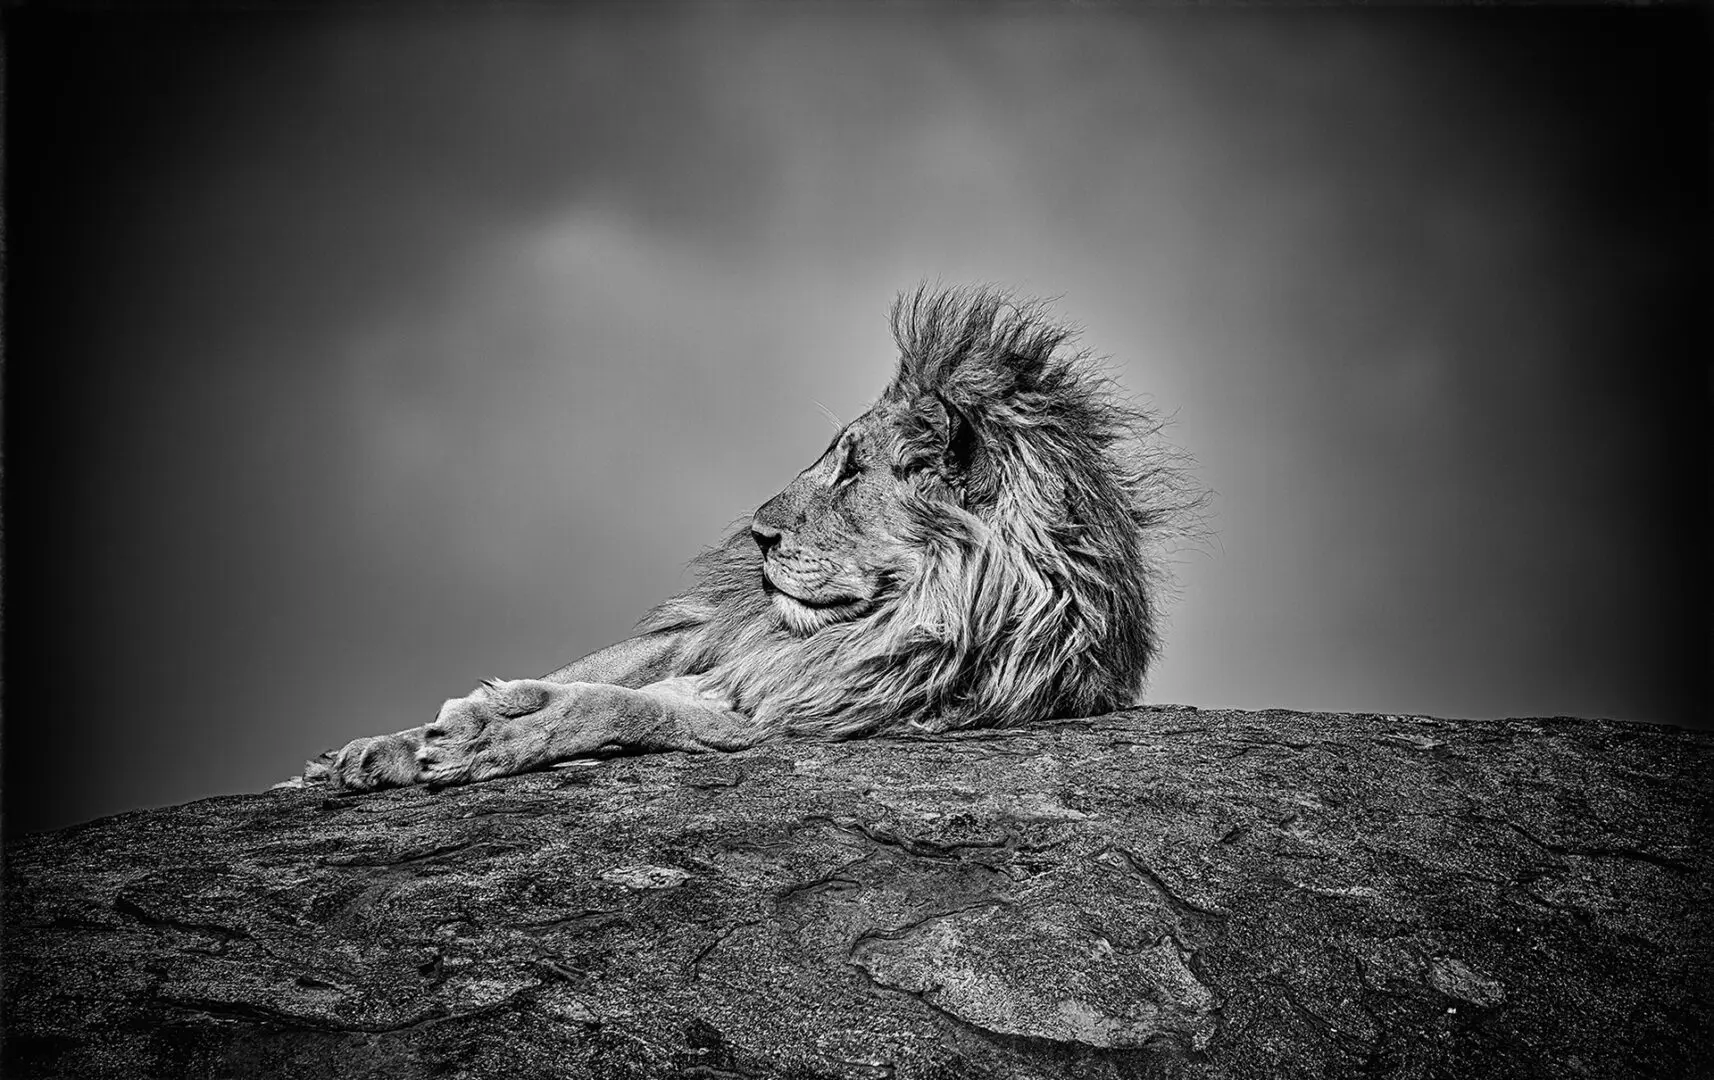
left=641, top=286, right=1202, bottom=738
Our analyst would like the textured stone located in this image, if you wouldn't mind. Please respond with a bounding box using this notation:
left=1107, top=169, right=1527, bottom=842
left=5, top=706, right=1711, bottom=1079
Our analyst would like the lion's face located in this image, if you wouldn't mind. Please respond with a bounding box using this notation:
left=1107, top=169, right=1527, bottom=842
left=749, top=401, right=940, bottom=635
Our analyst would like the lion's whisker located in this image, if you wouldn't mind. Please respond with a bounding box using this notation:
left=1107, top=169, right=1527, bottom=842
left=811, top=400, right=843, bottom=429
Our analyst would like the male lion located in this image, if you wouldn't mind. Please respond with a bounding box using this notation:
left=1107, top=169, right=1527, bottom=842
left=308, top=286, right=1197, bottom=792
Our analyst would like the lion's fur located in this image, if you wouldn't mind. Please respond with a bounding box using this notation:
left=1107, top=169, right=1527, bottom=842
left=639, top=286, right=1202, bottom=739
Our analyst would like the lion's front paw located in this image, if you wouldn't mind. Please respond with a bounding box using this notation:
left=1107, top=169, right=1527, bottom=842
left=319, top=732, right=426, bottom=792
left=416, top=679, right=553, bottom=787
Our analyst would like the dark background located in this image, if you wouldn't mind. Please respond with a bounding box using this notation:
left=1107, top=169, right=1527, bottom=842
left=6, top=8, right=1709, bottom=834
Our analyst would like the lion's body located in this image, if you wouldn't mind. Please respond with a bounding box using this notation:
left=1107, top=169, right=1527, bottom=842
left=310, top=287, right=1200, bottom=792
left=635, top=287, right=1196, bottom=738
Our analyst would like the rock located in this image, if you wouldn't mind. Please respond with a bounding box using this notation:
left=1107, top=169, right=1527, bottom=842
left=4, top=705, right=1711, bottom=1079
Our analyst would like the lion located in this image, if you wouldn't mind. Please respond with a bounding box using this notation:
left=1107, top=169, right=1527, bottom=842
left=307, top=286, right=1199, bottom=792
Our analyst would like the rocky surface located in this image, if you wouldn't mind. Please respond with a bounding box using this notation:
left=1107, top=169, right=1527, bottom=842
left=5, top=705, right=1711, bottom=1079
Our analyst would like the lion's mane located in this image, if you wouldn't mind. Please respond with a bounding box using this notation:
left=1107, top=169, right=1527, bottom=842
left=640, top=286, right=1201, bottom=738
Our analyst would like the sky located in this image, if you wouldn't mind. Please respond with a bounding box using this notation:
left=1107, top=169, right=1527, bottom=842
left=7, top=8, right=1709, bottom=833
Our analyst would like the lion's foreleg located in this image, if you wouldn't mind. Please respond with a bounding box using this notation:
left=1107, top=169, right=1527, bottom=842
left=538, top=629, right=691, bottom=689
left=414, top=676, right=759, bottom=787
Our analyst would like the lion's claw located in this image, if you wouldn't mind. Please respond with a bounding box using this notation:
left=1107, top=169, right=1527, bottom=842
left=414, top=679, right=557, bottom=787
left=303, top=751, right=334, bottom=783
left=317, top=732, right=425, bottom=792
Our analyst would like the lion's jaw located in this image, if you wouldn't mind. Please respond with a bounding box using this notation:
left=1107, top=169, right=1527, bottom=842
left=759, top=557, right=879, bottom=635
left=767, top=587, right=869, bottom=635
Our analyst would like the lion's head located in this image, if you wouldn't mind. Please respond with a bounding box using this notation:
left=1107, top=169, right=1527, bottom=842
left=747, top=381, right=962, bottom=637
left=643, top=286, right=1200, bottom=738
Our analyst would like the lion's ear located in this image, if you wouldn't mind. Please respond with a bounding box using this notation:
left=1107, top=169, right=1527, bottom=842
left=924, top=392, right=980, bottom=485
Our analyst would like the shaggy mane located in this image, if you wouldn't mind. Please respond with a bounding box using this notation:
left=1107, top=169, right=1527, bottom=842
left=640, top=285, right=1203, bottom=738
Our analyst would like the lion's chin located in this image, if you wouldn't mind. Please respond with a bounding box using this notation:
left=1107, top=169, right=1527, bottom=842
left=770, top=591, right=866, bottom=636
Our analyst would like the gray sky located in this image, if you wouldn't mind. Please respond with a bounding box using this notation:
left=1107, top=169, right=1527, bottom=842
left=8, top=10, right=1708, bottom=832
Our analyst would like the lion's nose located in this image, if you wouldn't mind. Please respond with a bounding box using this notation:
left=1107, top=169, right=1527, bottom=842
left=751, top=522, right=782, bottom=554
